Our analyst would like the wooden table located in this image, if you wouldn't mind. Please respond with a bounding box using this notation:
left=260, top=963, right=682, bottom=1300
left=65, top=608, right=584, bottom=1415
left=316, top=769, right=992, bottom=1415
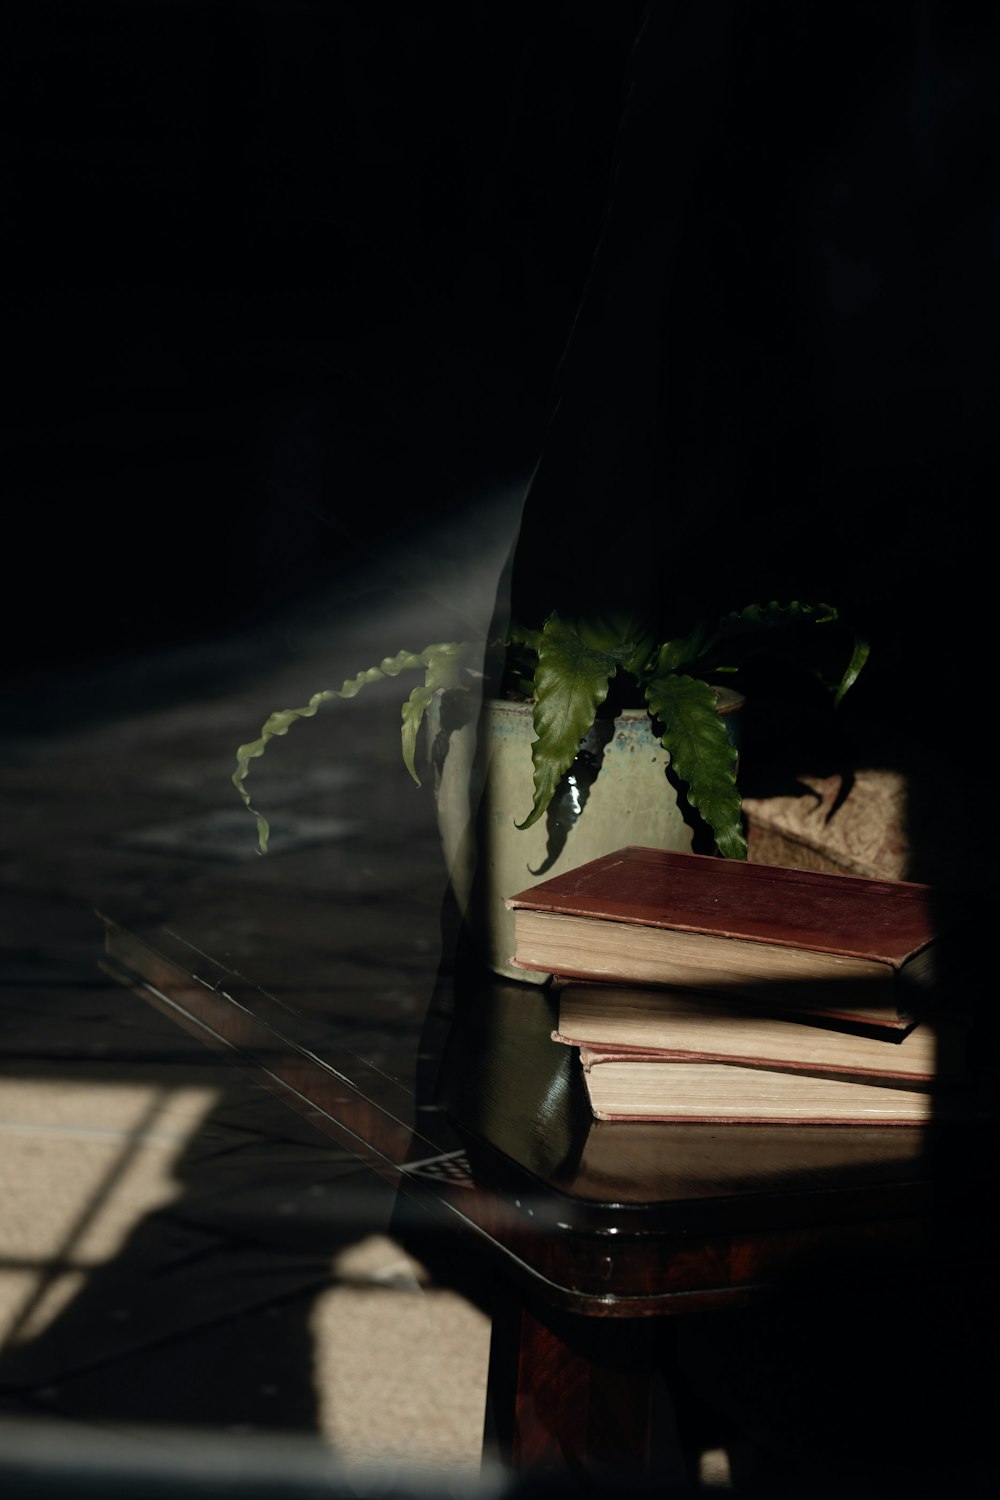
left=98, top=904, right=987, bottom=1481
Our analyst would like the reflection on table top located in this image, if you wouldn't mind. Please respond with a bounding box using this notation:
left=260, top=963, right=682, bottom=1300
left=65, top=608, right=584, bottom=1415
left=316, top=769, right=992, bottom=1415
left=98, top=874, right=981, bottom=1318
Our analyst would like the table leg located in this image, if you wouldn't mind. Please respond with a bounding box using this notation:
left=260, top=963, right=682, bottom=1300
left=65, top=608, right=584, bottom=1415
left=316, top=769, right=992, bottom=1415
left=482, top=1281, right=686, bottom=1481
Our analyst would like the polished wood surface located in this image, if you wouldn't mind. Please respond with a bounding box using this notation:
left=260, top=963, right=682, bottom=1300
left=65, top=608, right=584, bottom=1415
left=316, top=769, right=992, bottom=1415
left=98, top=887, right=993, bottom=1475
left=99, top=906, right=956, bottom=1318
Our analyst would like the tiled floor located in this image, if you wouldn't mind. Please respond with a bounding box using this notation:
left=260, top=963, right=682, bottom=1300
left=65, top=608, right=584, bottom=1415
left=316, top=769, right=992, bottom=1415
left=0, top=501, right=520, bottom=1485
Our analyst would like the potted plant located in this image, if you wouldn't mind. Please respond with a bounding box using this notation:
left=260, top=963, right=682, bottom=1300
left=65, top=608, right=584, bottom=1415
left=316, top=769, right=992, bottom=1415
left=232, top=599, right=866, bottom=979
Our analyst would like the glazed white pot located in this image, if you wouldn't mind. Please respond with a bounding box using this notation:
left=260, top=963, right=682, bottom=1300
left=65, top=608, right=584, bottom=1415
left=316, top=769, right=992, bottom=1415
left=426, top=690, right=743, bottom=982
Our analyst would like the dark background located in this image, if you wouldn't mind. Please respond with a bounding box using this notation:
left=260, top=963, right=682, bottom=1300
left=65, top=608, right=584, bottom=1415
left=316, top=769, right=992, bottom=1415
left=5, top=2, right=643, bottom=676
left=5, top=2, right=998, bottom=740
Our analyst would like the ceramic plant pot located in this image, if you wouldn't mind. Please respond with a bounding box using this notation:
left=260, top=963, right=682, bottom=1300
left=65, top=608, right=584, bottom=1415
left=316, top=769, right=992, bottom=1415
left=426, top=689, right=743, bottom=982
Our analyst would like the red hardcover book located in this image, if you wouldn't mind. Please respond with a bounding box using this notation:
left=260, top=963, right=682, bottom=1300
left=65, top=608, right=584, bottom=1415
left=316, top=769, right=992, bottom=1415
left=506, top=847, right=947, bottom=1033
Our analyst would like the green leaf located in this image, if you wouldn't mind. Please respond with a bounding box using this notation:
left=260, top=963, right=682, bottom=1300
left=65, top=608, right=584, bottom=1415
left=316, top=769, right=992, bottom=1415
left=652, top=600, right=839, bottom=677
left=645, top=673, right=746, bottom=859
left=650, top=618, right=720, bottom=677
left=232, top=642, right=477, bottom=853
left=834, top=634, right=870, bottom=706
left=506, top=619, right=544, bottom=655
left=570, top=608, right=653, bottom=664
left=516, top=614, right=619, bottom=830
left=400, top=641, right=479, bottom=782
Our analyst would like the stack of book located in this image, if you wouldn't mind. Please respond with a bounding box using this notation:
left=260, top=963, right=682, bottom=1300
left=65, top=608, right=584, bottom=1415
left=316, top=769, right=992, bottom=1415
left=505, top=846, right=977, bottom=1124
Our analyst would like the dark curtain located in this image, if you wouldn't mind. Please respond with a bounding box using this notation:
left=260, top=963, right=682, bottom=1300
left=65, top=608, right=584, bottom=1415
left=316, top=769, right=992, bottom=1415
left=508, top=2, right=999, bottom=750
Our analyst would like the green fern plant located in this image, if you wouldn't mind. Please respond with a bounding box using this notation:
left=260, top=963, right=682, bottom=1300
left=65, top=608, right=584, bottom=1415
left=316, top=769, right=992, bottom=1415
left=232, top=600, right=866, bottom=861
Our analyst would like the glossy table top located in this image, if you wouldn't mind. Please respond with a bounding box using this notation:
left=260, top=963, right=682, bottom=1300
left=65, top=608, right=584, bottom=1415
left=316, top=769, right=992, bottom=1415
left=98, top=860, right=979, bottom=1318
